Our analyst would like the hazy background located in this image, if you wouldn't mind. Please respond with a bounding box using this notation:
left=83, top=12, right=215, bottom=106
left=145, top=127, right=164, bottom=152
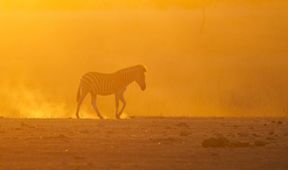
left=0, top=0, right=287, bottom=118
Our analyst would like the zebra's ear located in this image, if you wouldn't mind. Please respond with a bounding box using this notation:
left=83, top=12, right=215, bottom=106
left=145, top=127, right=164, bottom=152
left=143, top=65, right=147, bottom=72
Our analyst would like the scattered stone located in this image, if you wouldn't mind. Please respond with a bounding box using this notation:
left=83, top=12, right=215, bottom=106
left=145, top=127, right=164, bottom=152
left=129, top=116, right=136, bottom=119
left=227, top=133, right=236, bottom=138
left=74, top=156, right=85, bottom=160
left=79, top=129, right=90, bottom=134
left=150, top=137, right=181, bottom=145
left=165, top=126, right=172, bottom=130
left=202, top=136, right=268, bottom=148
left=211, top=153, right=219, bottom=156
left=175, top=122, right=190, bottom=128
left=106, top=130, right=114, bottom=134
left=21, top=122, right=35, bottom=128
left=43, top=134, right=70, bottom=141
left=214, top=132, right=224, bottom=137
left=254, top=140, right=267, bottom=147
left=237, top=132, right=249, bottom=137
left=252, top=133, right=261, bottom=137
left=14, top=127, right=22, bottom=131
left=230, top=141, right=251, bottom=148
left=202, top=137, right=230, bottom=148
left=266, top=137, right=275, bottom=140
left=179, top=131, right=190, bottom=137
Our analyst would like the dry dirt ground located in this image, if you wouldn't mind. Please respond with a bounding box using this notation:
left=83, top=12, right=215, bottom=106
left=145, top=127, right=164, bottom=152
left=0, top=117, right=287, bottom=170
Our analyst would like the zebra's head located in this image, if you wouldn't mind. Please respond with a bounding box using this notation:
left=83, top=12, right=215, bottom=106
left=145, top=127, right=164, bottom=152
left=134, top=65, right=147, bottom=91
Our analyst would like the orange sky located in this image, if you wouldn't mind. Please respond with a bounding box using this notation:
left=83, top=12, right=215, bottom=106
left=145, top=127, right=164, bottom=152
left=0, top=0, right=287, bottom=118
left=0, top=0, right=285, bottom=10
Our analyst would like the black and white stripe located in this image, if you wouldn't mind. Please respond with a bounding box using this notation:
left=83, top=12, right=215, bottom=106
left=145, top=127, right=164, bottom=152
left=76, top=65, right=146, bottom=119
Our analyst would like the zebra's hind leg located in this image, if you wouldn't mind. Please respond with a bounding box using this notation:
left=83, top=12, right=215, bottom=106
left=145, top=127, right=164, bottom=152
left=91, top=95, right=104, bottom=119
left=117, top=94, right=126, bottom=119
left=76, top=91, right=87, bottom=119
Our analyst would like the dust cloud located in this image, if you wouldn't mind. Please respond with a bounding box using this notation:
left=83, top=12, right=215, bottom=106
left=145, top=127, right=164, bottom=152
left=0, top=0, right=287, bottom=118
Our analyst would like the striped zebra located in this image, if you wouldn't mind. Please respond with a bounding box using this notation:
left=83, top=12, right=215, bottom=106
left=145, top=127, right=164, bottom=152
left=76, top=65, right=147, bottom=119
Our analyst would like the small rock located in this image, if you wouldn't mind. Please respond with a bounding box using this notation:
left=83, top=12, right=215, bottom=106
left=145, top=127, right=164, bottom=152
left=230, top=141, right=251, bottom=148
left=150, top=137, right=180, bottom=145
left=43, top=134, right=70, bottom=141
left=254, top=140, right=267, bottom=147
left=79, top=129, right=90, bottom=134
left=252, top=133, right=261, bottom=137
left=21, top=122, right=35, bottom=128
left=237, top=132, right=249, bottom=137
left=211, top=153, right=219, bottom=156
left=202, top=137, right=230, bottom=148
left=179, top=131, right=190, bottom=137
left=175, top=122, right=190, bottom=128
left=266, top=137, right=275, bottom=140
left=74, top=156, right=85, bottom=160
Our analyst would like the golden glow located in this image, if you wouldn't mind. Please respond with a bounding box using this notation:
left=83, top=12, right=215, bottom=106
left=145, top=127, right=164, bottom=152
left=1, top=1, right=180, bottom=10
left=0, top=0, right=278, bottom=11
left=0, top=1, right=287, bottom=118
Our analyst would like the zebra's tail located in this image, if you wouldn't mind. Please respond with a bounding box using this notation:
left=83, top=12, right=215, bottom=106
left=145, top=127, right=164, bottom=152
left=76, top=84, right=81, bottom=103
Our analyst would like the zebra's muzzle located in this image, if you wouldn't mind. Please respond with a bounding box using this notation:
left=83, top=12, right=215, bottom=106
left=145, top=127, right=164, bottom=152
left=141, top=85, right=146, bottom=91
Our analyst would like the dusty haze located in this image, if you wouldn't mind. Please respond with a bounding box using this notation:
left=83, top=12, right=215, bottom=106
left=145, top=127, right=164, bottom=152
left=0, top=0, right=287, bottom=118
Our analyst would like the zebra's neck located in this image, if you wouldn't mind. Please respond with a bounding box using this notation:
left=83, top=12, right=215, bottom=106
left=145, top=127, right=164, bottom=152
left=116, top=70, right=137, bottom=88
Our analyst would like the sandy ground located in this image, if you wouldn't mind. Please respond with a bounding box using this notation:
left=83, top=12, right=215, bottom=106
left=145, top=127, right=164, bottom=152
left=0, top=117, right=287, bottom=170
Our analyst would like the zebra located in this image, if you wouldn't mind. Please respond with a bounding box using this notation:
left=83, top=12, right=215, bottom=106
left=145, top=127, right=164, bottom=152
left=75, top=65, right=147, bottom=119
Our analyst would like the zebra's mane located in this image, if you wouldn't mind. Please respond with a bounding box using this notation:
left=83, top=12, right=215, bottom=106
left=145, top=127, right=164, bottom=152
left=116, top=65, right=146, bottom=74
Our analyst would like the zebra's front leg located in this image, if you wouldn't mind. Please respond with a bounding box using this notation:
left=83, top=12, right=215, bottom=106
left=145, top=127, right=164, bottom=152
left=91, top=95, right=104, bottom=119
left=115, top=95, right=120, bottom=119
left=117, top=94, right=126, bottom=119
